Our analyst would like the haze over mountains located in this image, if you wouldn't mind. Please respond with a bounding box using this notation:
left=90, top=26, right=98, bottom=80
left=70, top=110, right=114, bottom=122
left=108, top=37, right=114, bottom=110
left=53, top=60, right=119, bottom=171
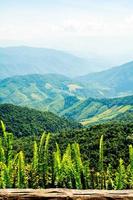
left=76, top=61, right=133, bottom=97
left=0, top=46, right=100, bottom=79
left=0, top=46, right=125, bottom=79
left=0, top=46, right=133, bottom=126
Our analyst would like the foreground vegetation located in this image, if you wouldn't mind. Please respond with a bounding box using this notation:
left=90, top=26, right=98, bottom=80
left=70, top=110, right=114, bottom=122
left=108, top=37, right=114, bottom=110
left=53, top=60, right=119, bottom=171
left=0, top=121, right=133, bottom=189
left=13, top=120, right=133, bottom=169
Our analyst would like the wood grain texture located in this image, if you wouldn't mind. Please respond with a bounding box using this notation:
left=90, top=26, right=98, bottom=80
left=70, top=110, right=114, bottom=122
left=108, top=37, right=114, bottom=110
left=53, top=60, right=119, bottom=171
left=0, top=189, right=133, bottom=200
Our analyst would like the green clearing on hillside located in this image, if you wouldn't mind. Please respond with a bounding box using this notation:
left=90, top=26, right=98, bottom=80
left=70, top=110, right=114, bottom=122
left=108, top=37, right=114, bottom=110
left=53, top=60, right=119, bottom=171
left=62, top=96, right=133, bottom=126
left=82, top=105, right=133, bottom=126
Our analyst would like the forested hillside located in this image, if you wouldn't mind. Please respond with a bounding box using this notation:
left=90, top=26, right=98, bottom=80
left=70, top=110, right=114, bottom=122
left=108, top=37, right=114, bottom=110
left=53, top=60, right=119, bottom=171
left=14, top=119, right=133, bottom=168
left=0, top=74, right=102, bottom=113
left=0, top=73, right=133, bottom=127
left=0, top=104, right=80, bottom=137
left=114, top=110, right=133, bottom=122
left=0, top=118, right=133, bottom=189
left=61, top=95, right=133, bottom=126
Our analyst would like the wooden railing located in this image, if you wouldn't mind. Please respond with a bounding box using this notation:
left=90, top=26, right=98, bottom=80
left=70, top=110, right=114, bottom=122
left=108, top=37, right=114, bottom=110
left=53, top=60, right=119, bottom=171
left=0, top=189, right=133, bottom=199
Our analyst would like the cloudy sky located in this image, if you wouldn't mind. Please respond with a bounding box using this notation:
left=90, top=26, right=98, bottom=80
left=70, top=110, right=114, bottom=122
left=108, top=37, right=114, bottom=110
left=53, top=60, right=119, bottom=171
left=1, top=0, right=133, bottom=65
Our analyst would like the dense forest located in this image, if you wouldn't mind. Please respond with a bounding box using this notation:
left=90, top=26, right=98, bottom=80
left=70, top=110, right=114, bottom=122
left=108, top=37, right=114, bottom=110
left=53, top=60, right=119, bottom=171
left=0, top=119, right=133, bottom=189
left=0, top=104, right=81, bottom=137
left=0, top=103, right=133, bottom=189
left=14, top=120, right=133, bottom=168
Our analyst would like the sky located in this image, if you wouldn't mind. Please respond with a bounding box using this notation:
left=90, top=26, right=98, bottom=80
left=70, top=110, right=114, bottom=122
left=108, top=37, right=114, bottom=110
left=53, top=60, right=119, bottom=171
left=1, top=0, right=133, bottom=66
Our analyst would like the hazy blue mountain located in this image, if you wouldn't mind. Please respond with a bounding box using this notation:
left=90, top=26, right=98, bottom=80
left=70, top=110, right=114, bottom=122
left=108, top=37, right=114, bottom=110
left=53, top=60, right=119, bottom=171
left=0, top=46, right=95, bottom=79
left=76, top=61, right=133, bottom=98
left=1, top=46, right=133, bottom=98
left=0, top=57, right=133, bottom=127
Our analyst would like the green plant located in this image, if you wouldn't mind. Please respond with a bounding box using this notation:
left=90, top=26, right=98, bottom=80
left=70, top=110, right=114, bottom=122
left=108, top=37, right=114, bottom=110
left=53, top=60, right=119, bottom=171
left=115, top=158, right=127, bottom=189
left=0, top=120, right=132, bottom=189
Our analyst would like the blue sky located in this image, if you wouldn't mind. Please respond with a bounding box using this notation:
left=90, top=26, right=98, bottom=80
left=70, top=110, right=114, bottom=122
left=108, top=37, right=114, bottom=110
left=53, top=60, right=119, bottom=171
left=1, top=0, right=133, bottom=65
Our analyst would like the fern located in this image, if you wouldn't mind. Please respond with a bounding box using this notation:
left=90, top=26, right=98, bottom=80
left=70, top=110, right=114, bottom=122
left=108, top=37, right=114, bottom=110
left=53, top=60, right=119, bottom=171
left=99, top=135, right=104, bottom=172
left=106, top=164, right=114, bottom=189
left=115, top=158, right=127, bottom=189
left=1, top=121, right=7, bottom=148
left=16, top=151, right=26, bottom=188
left=0, top=120, right=132, bottom=189
left=0, top=138, right=5, bottom=163
left=7, top=133, right=13, bottom=165
left=61, top=144, right=73, bottom=188
left=72, top=143, right=83, bottom=189
left=53, top=143, right=62, bottom=186
left=33, top=141, right=38, bottom=171
left=39, top=132, right=46, bottom=154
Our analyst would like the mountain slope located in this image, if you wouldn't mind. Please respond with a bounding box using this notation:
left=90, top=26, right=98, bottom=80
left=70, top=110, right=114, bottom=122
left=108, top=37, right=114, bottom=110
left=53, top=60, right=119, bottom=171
left=0, top=104, right=81, bottom=137
left=0, top=46, right=93, bottom=79
left=0, top=74, right=102, bottom=113
left=113, top=109, right=133, bottom=123
left=60, top=95, right=133, bottom=126
left=76, top=61, right=133, bottom=98
left=0, top=74, right=133, bottom=126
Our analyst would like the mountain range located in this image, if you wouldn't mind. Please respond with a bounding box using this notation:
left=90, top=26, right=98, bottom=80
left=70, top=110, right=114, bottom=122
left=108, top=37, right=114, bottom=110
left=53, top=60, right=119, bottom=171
left=0, top=46, right=95, bottom=79
left=0, top=73, right=133, bottom=126
left=76, top=61, right=133, bottom=98
left=0, top=46, right=133, bottom=126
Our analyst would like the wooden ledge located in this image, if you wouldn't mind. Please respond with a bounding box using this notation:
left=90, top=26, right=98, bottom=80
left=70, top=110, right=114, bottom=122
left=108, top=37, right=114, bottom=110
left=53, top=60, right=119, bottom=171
left=0, top=189, right=133, bottom=199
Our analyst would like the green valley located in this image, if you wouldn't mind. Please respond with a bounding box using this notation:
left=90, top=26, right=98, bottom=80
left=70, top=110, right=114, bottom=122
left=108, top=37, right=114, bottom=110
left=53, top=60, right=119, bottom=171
left=0, top=71, right=133, bottom=127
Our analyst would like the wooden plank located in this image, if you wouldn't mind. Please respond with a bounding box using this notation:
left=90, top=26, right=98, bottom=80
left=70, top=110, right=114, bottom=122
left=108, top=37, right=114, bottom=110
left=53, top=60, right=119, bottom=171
left=0, top=189, right=133, bottom=199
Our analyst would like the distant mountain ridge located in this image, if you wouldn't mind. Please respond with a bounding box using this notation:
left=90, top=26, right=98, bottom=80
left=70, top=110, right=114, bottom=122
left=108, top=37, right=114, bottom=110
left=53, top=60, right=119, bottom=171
left=0, top=46, right=95, bottom=79
left=76, top=61, right=133, bottom=98
left=1, top=46, right=133, bottom=98
left=0, top=53, right=133, bottom=126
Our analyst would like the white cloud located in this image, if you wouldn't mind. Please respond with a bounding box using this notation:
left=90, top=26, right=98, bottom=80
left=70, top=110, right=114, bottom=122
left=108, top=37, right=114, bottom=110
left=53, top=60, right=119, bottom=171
left=1, top=13, right=133, bottom=42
